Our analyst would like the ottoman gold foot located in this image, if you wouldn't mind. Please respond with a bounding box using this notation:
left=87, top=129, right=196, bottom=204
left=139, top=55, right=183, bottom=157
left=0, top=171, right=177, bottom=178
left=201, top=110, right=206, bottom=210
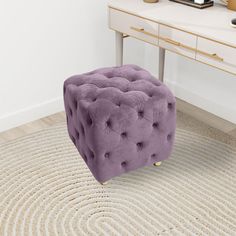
left=154, top=162, right=162, bottom=167
left=100, top=182, right=108, bottom=185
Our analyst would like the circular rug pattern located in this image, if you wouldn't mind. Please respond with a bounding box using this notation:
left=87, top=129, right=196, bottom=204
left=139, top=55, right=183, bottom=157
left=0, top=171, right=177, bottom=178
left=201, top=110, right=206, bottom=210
left=0, top=123, right=236, bottom=236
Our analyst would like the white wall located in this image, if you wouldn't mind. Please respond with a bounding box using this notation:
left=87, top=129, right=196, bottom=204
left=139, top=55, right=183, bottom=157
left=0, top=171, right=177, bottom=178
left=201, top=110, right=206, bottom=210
left=0, top=0, right=145, bottom=132
left=0, top=0, right=235, bottom=132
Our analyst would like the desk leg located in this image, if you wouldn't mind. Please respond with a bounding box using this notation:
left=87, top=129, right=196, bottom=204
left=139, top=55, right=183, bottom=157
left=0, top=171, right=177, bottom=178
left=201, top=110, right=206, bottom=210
left=115, top=31, right=123, bottom=66
left=159, top=47, right=166, bottom=82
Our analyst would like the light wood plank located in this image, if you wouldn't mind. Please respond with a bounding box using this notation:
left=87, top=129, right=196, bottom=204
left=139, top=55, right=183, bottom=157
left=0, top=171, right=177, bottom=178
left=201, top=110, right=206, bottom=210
left=0, top=112, right=66, bottom=145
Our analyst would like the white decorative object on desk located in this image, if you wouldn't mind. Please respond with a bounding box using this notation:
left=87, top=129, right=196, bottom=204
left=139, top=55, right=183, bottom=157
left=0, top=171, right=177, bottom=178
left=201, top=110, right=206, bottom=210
left=194, top=0, right=204, bottom=4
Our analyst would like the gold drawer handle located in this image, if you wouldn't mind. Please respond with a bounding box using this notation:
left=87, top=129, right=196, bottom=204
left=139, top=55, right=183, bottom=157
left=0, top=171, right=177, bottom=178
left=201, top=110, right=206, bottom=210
left=211, top=53, right=224, bottom=62
left=130, top=26, right=144, bottom=33
left=130, top=26, right=158, bottom=39
left=162, top=37, right=196, bottom=52
left=197, top=49, right=224, bottom=62
left=164, top=38, right=181, bottom=46
left=162, top=37, right=224, bottom=62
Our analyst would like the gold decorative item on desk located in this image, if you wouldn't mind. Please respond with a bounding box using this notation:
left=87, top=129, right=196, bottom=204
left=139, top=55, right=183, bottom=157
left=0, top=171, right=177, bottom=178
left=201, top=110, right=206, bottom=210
left=143, top=0, right=159, bottom=3
left=228, top=0, right=236, bottom=10
left=220, top=0, right=236, bottom=10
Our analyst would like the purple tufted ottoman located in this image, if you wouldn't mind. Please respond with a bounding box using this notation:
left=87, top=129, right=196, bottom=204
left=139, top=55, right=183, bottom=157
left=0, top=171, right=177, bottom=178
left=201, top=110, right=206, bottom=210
left=63, top=65, right=176, bottom=184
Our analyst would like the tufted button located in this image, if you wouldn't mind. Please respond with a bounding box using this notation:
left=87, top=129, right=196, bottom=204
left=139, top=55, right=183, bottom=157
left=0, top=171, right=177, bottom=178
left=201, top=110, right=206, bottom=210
left=153, top=122, right=159, bottom=129
left=167, top=134, right=172, bottom=141
left=81, top=125, right=85, bottom=135
left=168, top=103, right=173, bottom=109
left=90, top=151, right=95, bottom=159
left=121, top=161, right=127, bottom=167
left=107, top=74, right=113, bottom=78
left=106, top=119, right=112, bottom=128
left=149, top=94, right=153, bottom=97
left=75, top=129, right=80, bottom=139
left=87, top=115, right=92, bottom=126
left=151, top=153, right=157, bottom=158
left=138, top=110, right=144, bottom=119
left=74, top=100, right=78, bottom=109
left=121, top=132, right=127, bottom=138
left=92, top=98, right=97, bottom=102
left=116, top=102, right=121, bottom=107
left=137, top=142, right=144, bottom=150
left=104, top=152, right=110, bottom=158
left=69, top=108, right=73, bottom=116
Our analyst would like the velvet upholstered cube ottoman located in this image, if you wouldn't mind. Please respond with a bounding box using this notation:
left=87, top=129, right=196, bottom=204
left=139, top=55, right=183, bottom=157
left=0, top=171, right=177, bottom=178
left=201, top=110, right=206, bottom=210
left=64, top=65, right=176, bottom=184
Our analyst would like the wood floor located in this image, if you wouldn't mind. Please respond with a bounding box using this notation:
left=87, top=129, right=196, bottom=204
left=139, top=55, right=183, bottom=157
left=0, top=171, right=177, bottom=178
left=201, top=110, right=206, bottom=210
left=0, top=112, right=66, bottom=145
left=0, top=109, right=235, bottom=147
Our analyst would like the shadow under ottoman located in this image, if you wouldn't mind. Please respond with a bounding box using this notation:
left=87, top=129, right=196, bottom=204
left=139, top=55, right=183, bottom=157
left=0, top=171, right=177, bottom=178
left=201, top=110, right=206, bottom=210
left=64, top=64, right=176, bottom=183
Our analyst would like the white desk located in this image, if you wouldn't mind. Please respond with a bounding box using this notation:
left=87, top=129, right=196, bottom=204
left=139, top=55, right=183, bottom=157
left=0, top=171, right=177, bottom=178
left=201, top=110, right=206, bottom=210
left=108, top=0, right=236, bottom=81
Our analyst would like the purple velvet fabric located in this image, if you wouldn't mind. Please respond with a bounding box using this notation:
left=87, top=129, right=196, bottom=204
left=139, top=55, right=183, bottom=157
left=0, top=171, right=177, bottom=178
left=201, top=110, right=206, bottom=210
left=63, top=65, right=176, bottom=182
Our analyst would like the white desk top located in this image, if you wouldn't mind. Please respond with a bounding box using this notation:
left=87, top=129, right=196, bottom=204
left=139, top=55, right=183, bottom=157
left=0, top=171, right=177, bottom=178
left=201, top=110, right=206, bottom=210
left=108, top=0, right=236, bottom=47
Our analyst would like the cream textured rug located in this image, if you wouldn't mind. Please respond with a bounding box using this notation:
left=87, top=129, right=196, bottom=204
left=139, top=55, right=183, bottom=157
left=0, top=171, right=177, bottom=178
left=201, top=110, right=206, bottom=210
left=0, top=123, right=236, bottom=236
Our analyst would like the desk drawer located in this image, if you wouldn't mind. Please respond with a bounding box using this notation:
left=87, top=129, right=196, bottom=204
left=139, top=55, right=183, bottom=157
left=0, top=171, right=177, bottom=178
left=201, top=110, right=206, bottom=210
left=109, top=8, right=158, bottom=46
left=159, top=25, right=197, bottom=59
left=196, top=37, right=236, bottom=75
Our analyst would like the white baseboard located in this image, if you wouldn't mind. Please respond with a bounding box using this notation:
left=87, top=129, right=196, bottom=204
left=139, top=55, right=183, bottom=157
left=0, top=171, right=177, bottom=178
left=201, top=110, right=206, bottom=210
left=165, top=80, right=236, bottom=124
left=0, top=97, right=64, bottom=132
